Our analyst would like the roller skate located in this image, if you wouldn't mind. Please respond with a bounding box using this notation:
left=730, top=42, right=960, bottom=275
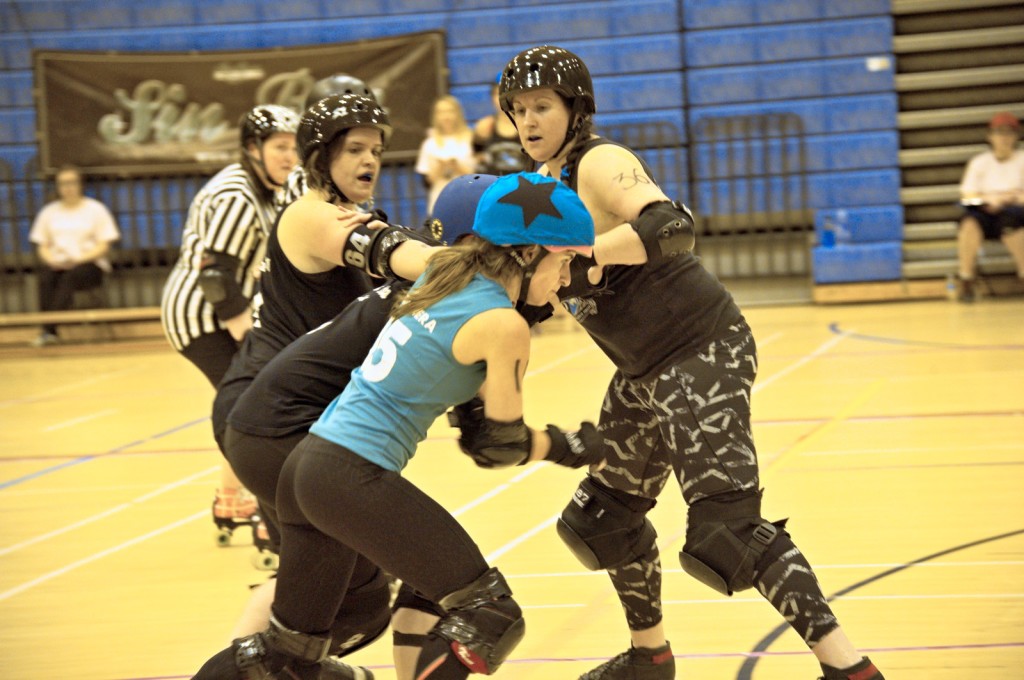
left=212, top=487, right=260, bottom=547
left=251, top=518, right=280, bottom=571
left=192, top=614, right=375, bottom=679
left=819, top=657, right=884, bottom=680
left=579, top=642, right=675, bottom=679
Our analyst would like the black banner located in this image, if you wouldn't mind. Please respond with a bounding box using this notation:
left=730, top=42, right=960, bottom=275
left=33, top=31, right=446, bottom=176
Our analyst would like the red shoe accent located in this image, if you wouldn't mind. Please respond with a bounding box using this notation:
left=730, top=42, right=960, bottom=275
left=849, top=663, right=880, bottom=680
left=651, top=649, right=674, bottom=665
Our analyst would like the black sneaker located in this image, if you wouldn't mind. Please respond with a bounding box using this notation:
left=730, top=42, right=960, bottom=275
left=819, top=656, right=884, bottom=680
left=579, top=642, right=675, bottom=680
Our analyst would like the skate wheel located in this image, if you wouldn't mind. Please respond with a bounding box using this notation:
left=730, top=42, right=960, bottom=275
left=215, top=528, right=233, bottom=547
left=251, top=551, right=279, bottom=571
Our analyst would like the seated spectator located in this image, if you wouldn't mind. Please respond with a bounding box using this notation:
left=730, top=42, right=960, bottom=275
left=28, top=165, right=120, bottom=346
left=472, top=75, right=531, bottom=176
left=956, top=111, right=1024, bottom=301
left=415, top=94, right=476, bottom=213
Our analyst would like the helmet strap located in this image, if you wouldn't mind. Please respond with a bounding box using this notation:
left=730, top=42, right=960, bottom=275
left=249, top=142, right=285, bottom=189
left=545, top=108, right=587, bottom=171
left=328, top=180, right=352, bottom=206
left=510, top=247, right=549, bottom=313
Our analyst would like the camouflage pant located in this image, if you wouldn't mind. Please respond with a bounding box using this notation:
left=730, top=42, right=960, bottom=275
left=589, top=323, right=837, bottom=645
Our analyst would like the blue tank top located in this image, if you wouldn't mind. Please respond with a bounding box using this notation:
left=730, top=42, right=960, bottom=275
left=310, top=273, right=512, bottom=472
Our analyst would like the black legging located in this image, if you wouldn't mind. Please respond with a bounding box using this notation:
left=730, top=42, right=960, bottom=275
left=36, top=263, right=104, bottom=334
left=223, top=425, right=301, bottom=550
left=179, top=330, right=239, bottom=388
left=272, top=433, right=489, bottom=634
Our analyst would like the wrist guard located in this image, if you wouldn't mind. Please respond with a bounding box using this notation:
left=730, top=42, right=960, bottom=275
left=458, top=416, right=532, bottom=469
left=447, top=396, right=485, bottom=454
left=545, top=422, right=606, bottom=469
left=198, top=251, right=248, bottom=320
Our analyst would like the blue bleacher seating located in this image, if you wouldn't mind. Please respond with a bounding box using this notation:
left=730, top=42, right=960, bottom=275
left=3, top=146, right=36, bottom=180
left=447, top=34, right=683, bottom=86
left=5, top=0, right=69, bottom=32
left=691, top=131, right=899, bottom=175
left=689, top=94, right=898, bottom=135
left=812, top=241, right=902, bottom=284
left=0, top=108, right=35, bottom=145
left=447, top=0, right=678, bottom=48
left=131, top=0, right=196, bottom=29
left=684, top=0, right=891, bottom=29
left=687, top=57, right=895, bottom=106
left=685, top=17, right=893, bottom=68
left=194, top=0, right=261, bottom=25
left=66, top=0, right=135, bottom=30
left=0, top=0, right=905, bottom=289
left=814, top=205, right=904, bottom=244
left=695, top=168, right=900, bottom=215
left=0, top=73, right=33, bottom=108
left=0, top=35, right=32, bottom=71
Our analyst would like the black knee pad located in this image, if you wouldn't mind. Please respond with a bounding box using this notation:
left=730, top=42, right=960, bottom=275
left=329, top=569, right=391, bottom=657
left=433, top=567, right=525, bottom=674
left=556, top=477, right=657, bottom=570
left=679, top=489, right=789, bottom=596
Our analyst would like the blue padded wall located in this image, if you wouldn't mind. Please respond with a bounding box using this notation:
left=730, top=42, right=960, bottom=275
left=1, top=0, right=902, bottom=281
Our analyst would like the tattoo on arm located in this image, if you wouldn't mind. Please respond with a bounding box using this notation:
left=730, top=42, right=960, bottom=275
left=614, top=168, right=653, bottom=190
left=514, top=359, right=521, bottom=393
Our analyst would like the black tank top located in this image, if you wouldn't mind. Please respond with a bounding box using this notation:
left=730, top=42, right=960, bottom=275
left=218, top=211, right=373, bottom=402
left=559, top=138, right=744, bottom=381
left=229, top=281, right=407, bottom=437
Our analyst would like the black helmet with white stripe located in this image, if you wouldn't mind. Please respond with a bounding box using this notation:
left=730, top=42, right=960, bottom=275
left=240, top=104, right=300, bottom=149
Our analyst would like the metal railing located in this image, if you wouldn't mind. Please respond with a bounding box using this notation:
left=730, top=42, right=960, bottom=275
left=688, top=113, right=812, bottom=277
left=1, top=117, right=812, bottom=313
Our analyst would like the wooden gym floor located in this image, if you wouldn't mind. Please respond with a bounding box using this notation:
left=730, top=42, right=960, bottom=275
left=1, top=297, right=1022, bottom=679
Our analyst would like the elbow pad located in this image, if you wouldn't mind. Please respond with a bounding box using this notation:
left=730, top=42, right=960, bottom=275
left=341, top=223, right=414, bottom=279
left=459, top=417, right=532, bottom=469
left=630, top=200, right=696, bottom=263
left=198, top=252, right=248, bottom=320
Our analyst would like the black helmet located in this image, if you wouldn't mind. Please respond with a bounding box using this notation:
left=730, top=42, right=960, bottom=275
left=498, top=45, right=595, bottom=117
left=297, top=94, right=391, bottom=200
left=240, top=104, right=300, bottom=148
left=297, top=93, right=392, bottom=167
left=305, top=73, right=375, bottom=110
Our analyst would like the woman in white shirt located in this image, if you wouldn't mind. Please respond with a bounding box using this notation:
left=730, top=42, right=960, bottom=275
left=28, top=165, right=120, bottom=345
left=415, top=95, right=476, bottom=213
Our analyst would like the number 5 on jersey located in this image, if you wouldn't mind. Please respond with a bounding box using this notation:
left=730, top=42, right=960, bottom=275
left=362, top=319, right=412, bottom=382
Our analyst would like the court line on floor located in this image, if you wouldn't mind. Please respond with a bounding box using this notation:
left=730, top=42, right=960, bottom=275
left=105, top=639, right=1024, bottom=680
left=735, top=527, right=1024, bottom=679
left=0, top=457, right=546, bottom=597
left=505, top=559, right=1024, bottom=579
left=0, top=415, right=210, bottom=490
left=43, top=408, right=118, bottom=432
left=760, top=378, right=888, bottom=473
left=750, top=331, right=849, bottom=395
left=0, top=465, right=218, bottom=558
left=0, top=510, right=208, bottom=603
left=829, top=322, right=1024, bottom=351
left=0, top=365, right=139, bottom=409
left=523, top=592, right=1024, bottom=610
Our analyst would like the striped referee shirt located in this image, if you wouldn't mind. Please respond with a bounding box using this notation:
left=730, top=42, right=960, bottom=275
left=160, top=163, right=277, bottom=351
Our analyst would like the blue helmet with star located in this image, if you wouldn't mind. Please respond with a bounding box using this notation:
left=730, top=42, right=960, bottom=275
left=472, top=172, right=594, bottom=257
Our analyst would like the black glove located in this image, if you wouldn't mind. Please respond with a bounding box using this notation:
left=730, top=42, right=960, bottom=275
left=447, top=396, right=485, bottom=455
left=545, top=422, right=606, bottom=469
